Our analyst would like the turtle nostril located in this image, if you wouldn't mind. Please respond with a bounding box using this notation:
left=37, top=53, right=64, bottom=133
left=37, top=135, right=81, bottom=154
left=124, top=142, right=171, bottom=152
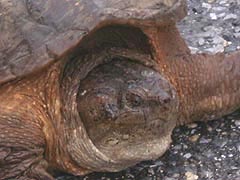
left=156, top=95, right=171, bottom=105
left=163, top=97, right=171, bottom=104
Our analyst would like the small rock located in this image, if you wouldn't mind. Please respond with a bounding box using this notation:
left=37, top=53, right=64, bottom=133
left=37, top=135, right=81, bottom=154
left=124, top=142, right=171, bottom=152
left=221, top=154, right=226, bottom=159
left=214, top=139, right=227, bottom=148
left=217, top=13, right=226, bottom=18
left=210, top=13, right=217, bottom=20
left=234, top=120, right=240, bottom=126
left=234, top=27, right=240, bottom=33
left=184, top=153, right=192, bottom=159
left=185, top=172, right=199, bottom=180
left=205, top=44, right=224, bottom=53
left=233, top=32, right=240, bottom=38
left=198, top=38, right=205, bottom=46
left=189, top=46, right=200, bottom=54
left=228, top=154, right=234, bottom=158
left=153, top=160, right=163, bottom=166
left=221, top=131, right=227, bottom=135
left=207, top=126, right=213, bottom=132
left=199, top=137, right=212, bottom=144
left=224, top=14, right=238, bottom=20
left=223, top=40, right=229, bottom=47
left=189, top=135, right=200, bottom=142
left=172, top=173, right=180, bottom=178
left=212, top=7, right=226, bottom=12
left=203, top=25, right=222, bottom=33
left=202, top=2, right=211, bottom=9
left=165, top=177, right=174, bottom=180
left=147, top=168, right=154, bottom=175
left=230, top=166, right=238, bottom=170
left=171, top=161, right=177, bottom=166
left=173, top=144, right=182, bottom=150
left=191, top=129, right=197, bottom=134
left=237, top=143, right=240, bottom=152
left=219, top=0, right=228, bottom=5
left=207, top=0, right=215, bottom=3
left=212, top=36, right=225, bottom=44
left=201, top=170, right=214, bottom=178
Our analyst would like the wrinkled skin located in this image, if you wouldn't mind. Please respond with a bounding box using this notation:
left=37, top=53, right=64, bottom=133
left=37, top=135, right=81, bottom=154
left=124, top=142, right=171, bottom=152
left=0, top=1, right=240, bottom=180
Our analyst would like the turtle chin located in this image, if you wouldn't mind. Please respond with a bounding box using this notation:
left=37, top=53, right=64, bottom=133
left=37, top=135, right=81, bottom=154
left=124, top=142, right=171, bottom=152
left=88, top=117, right=176, bottom=169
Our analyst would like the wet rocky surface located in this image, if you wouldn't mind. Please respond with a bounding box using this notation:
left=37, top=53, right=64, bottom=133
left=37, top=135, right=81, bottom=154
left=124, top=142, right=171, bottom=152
left=178, top=0, right=240, bottom=54
left=56, top=0, right=240, bottom=180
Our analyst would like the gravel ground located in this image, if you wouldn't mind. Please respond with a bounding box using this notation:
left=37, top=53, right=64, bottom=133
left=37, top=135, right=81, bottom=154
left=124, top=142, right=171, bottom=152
left=56, top=0, right=240, bottom=179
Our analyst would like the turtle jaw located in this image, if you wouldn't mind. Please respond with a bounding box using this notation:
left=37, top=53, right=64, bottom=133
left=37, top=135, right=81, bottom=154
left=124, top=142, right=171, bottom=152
left=82, top=108, right=178, bottom=169
left=87, top=117, right=176, bottom=170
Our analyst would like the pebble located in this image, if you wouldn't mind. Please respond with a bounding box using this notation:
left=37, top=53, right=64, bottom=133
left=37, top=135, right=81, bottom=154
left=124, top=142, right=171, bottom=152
left=210, top=13, right=217, bottom=20
left=201, top=170, right=214, bottom=178
left=184, top=153, right=192, bottom=159
left=234, top=27, right=240, bottom=33
left=234, top=120, right=240, bottom=126
left=217, top=13, right=226, bottom=18
left=205, top=44, right=224, bottom=53
left=173, top=144, right=182, bottom=150
left=202, top=2, right=211, bottom=9
left=198, top=38, right=205, bottom=46
left=207, top=0, right=216, bottom=3
left=234, top=33, right=240, bottom=38
left=199, top=138, right=212, bottom=144
left=224, top=14, right=238, bottom=20
left=237, top=144, right=240, bottom=152
left=185, top=172, right=199, bottom=180
left=207, top=126, right=213, bottom=132
left=189, top=135, right=200, bottom=142
left=212, top=7, right=226, bottom=12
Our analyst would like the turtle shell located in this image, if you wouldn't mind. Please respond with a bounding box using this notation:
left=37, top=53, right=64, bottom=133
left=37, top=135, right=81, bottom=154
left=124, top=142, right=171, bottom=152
left=0, top=0, right=187, bottom=84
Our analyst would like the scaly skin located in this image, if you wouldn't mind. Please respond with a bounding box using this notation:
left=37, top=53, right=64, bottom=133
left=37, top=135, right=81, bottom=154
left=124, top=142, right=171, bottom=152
left=0, top=65, right=58, bottom=179
left=0, top=24, right=239, bottom=179
left=144, top=24, right=240, bottom=124
left=0, top=62, right=91, bottom=179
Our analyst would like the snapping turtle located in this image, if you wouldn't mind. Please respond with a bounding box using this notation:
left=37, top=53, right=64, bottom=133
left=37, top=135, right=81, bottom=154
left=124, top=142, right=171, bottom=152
left=0, top=0, right=239, bottom=179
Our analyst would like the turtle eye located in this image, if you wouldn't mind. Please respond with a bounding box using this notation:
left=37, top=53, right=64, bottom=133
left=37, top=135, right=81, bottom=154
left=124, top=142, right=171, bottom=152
left=126, top=93, right=142, bottom=107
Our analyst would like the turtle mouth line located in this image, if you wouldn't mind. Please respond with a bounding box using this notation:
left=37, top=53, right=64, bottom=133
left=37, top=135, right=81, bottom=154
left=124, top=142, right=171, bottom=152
left=114, top=109, right=168, bottom=125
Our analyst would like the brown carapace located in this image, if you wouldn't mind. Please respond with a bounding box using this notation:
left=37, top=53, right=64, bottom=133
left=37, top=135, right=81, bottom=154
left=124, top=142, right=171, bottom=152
left=0, top=0, right=239, bottom=179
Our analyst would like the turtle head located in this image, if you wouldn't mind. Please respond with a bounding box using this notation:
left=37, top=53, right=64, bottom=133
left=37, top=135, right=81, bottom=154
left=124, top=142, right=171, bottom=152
left=77, top=58, right=178, bottom=169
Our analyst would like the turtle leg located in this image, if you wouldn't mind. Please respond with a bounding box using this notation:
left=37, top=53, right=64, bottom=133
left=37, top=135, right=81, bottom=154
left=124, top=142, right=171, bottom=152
left=19, top=160, right=54, bottom=180
left=0, top=113, right=54, bottom=180
left=0, top=147, right=54, bottom=180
